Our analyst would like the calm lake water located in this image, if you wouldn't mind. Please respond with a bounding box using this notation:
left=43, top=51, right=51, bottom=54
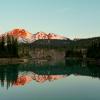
left=0, top=59, right=100, bottom=100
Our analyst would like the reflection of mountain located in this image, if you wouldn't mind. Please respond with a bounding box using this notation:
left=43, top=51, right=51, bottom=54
left=32, top=75, right=65, bottom=83
left=14, top=75, right=65, bottom=86
left=0, top=59, right=100, bottom=89
left=14, top=76, right=32, bottom=86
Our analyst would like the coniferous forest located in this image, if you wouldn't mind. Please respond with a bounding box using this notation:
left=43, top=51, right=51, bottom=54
left=0, top=35, right=18, bottom=58
left=87, top=41, right=100, bottom=59
left=0, top=35, right=100, bottom=59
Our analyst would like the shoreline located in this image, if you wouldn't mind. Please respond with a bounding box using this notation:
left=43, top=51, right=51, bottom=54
left=66, top=57, right=100, bottom=65
left=0, top=58, right=28, bottom=65
left=0, top=58, right=99, bottom=65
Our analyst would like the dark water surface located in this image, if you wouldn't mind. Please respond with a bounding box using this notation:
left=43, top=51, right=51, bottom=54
left=0, top=59, right=100, bottom=100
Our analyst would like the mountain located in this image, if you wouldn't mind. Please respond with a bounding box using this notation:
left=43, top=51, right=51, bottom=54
left=32, top=32, right=48, bottom=40
left=33, top=32, right=68, bottom=40
left=7, top=29, right=33, bottom=43
left=0, top=29, right=69, bottom=43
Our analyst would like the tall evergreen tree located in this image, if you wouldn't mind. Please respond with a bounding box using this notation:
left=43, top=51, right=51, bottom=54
left=0, top=34, right=19, bottom=58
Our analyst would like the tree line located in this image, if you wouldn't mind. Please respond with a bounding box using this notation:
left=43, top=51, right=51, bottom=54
left=65, top=41, right=100, bottom=59
left=0, top=34, right=18, bottom=58
left=87, top=41, right=100, bottom=59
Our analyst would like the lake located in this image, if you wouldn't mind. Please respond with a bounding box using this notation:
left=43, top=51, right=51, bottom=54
left=0, top=59, right=100, bottom=100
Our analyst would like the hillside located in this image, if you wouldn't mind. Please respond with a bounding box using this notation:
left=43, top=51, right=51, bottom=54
left=30, top=37, right=100, bottom=49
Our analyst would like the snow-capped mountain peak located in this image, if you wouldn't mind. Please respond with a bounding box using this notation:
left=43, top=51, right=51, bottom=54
left=32, top=32, right=48, bottom=40
left=0, top=29, right=69, bottom=43
left=33, top=31, right=68, bottom=40
left=7, top=29, right=33, bottom=43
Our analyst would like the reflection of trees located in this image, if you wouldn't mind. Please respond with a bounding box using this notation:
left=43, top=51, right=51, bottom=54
left=16, top=60, right=100, bottom=78
left=65, top=59, right=100, bottom=78
left=17, top=60, right=100, bottom=79
left=87, top=63, right=100, bottom=78
left=0, top=64, right=19, bottom=89
left=0, top=59, right=100, bottom=89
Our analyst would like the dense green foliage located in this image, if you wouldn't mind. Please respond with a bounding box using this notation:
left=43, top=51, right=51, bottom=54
left=31, top=39, right=72, bottom=49
left=30, top=37, right=100, bottom=59
left=0, top=35, right=18, bottom=58
left=65, top=49, right=83, bottom=58
left=87, top=41, right=100, bottom=59
left=0, top=36, right=99, bottom=59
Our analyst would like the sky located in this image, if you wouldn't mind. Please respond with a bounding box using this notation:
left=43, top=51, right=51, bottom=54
left=0, top=0, right=100, bottom=38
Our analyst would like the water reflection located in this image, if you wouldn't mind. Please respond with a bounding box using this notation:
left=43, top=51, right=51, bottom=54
left=14, top=75, right=65, bottom=86
left=0, top=65, right=18, bottom=89
left=0, top=59, right=100, bottom=89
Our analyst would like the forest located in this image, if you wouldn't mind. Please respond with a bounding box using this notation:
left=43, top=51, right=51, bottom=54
left=0, top=35, right=100, bottom=59
left=0, top=35, right=18, bottom=58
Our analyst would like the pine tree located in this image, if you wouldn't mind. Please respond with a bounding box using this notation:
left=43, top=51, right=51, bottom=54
left=1, top=36, right=5, bottom=56
left=13, top=38, right=18, bottom=57
left=7, top=34, right=12, bottom=57
left=0, top=34, right=19, bottom=58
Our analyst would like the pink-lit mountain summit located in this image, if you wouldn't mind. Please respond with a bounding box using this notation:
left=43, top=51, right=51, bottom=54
left=0, top=29, right=68, bottom=43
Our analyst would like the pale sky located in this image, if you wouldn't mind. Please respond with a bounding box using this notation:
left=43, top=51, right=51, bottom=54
left=0, top=0, right=100, bottom=38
